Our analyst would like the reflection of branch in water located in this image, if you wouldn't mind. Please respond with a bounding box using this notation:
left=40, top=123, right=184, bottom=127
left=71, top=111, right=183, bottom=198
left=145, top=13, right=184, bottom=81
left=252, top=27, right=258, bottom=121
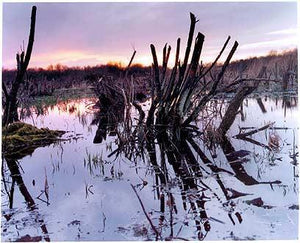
left=95, top=72, right=286, bottom=240
left=85, top=182, right=94, bottom=199
left=3, top=157, right=50, bottom=242
left=256, top=98, right=267, bottom=113
left=106, top=117, right=249, bottom=239
left=282, top=95, right=298, bottom=118
left=100, top=212, right=107, bottom=233
left=155, top=130, right=212, bottom=239
left=36, top=168, right=50, bottom=205
left=130, top=184, right=162, bottom=240
left=5, top=158, right=35, bottom=207
left=146, top=132, right=166, bottom=186
left=1, top=162, right=12, bottom=205
left=221, top=137, right=281, bottom=186
left=9, top=178, right=16, bottom=209
left=108, top=116, right=284, bottom=239
left=238, top=136, right=272, bottom=151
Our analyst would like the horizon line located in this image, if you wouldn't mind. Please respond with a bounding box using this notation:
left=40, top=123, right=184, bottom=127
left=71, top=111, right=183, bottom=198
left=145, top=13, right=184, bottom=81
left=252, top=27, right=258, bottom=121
left=2, top=48, right=297, bottom=71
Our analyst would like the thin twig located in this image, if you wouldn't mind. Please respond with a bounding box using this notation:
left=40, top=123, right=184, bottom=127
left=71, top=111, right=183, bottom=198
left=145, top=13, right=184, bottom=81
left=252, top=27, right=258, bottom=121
left=200, top=36, right=231, bottom=79
left=130, top=184, right=162, bottom=240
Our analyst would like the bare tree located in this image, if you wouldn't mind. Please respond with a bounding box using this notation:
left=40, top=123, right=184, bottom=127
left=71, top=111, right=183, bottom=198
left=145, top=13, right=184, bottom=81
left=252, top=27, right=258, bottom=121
left=2, top=6, right=37, bottom=126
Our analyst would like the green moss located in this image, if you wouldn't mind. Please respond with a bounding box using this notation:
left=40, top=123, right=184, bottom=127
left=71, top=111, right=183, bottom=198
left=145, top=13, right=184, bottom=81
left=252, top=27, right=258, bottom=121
left=4, top=122, right=25, bottom=134
left=26, top=87, right=96, bottom=108
left=2, top=122, right=65, bottom=159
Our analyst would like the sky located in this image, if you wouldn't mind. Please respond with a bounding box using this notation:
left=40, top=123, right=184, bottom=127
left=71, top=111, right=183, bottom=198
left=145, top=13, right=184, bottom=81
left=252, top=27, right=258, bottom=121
left=2, top=1, right=298, bottom=69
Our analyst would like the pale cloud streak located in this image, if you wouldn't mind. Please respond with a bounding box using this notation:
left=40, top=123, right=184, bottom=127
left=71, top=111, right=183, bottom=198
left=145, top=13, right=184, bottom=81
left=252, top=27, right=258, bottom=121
left=2, top=2, right=298, bottom=69
left=266, top=28, right=298, bottom=35
left=240, top=37, right=298, bottom=50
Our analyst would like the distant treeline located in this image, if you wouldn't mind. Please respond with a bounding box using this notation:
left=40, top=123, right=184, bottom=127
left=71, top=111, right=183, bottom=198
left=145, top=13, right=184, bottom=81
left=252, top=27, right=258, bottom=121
left=2, top=63, right=151, bottom=90
left=227, top=49, right=297, bottom=79
left=2, top=49, right=297, bottom=94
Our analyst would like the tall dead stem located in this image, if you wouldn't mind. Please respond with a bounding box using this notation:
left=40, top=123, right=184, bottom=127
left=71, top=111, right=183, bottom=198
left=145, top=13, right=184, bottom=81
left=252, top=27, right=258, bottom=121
left=3, top=6, right=37, bottom=126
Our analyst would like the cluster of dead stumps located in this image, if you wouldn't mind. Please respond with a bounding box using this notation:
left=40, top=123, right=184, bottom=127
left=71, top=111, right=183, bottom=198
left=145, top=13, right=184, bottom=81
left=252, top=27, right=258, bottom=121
left=93, top=13, right=288, bottom=240
left=1, top=7, right=297, bottom=241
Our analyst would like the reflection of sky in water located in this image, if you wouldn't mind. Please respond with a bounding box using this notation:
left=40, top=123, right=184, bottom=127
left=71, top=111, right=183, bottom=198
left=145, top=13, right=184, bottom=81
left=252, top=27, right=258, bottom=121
left=234, top=96, right=298, bottom=129
left=1, top=95, right=298, bottom=241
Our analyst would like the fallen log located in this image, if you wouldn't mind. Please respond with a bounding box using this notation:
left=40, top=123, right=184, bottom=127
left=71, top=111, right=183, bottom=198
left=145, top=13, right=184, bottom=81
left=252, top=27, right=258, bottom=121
left=234, top=122, right=275, bottom=139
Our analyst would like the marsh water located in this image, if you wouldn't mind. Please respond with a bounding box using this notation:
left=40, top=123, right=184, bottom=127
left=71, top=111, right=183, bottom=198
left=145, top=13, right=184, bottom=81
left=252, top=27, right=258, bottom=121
left=1, top=93, right=299, bottom=241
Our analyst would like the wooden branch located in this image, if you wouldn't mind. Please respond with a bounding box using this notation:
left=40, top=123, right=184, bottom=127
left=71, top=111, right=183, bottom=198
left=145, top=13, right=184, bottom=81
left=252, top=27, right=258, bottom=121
left=174, top=38, right=181, bottom=68
left=187, top=137, right=234, bottom=175
left=179, top=12, right=196, bottom=81
left=161, top=45, right=173, bottom=101
left=237, top=136, right=272, bottom=151
left=131, top=184, right=162, bottom=240
left=150, top=44, right=161, bottom=99
left=171, top=14, right=196, bottom=108
left=162, top=45, right=171, bottom=81
left=200, top=36, right=231, bottom=78
left=178, top=32, right=205, bottom=115
left=23, top=6, right=37, bottom=71
left=20, top=51, right=25, bottom=65
left=256, top=98, right=267, bottom=113
left=16, top=53, right=21, bottom=71
left=166, top=46, right=171, bottom=67
left=128, top=50, right=136, bottom=69
left=162, top=43, right=167, bottom=67
left=209, top=41, right=239, bottom=95
left=189, top=32, right=205, bottom=79
left=216, top=86, right=257, bottom=138
left=124, top=50, right=136, bottom=78
left=183, top=41, right=239, bottom=126
left=216, top=66, right=266, bottom=137
left=3, top=6, right=37, bottom=126
left=234, top=122, right=275, bottom=139
left=164, top=38, right=180, bottom=102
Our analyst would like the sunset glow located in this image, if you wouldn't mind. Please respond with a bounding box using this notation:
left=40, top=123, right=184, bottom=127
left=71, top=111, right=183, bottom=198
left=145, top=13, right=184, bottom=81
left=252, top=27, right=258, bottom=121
left=2, top=2, right=298, bottom=69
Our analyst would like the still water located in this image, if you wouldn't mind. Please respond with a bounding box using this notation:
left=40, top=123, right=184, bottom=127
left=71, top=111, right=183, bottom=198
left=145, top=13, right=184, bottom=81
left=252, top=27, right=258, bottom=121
left=1, top=94, right=298, bottom=241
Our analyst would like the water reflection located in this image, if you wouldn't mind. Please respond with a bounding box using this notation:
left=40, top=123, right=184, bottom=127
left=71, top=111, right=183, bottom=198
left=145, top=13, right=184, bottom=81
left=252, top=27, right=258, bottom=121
left=19, top=98, right=98, bottom=129
left=1, top=94, right=298, bottom=241
left=92, top=106, right=124, bottom=144
left=117, top=127, right=285, bottom=239
left=2, top=157, right=50, bottom=241
left=96, top=93, right=298, bottom=240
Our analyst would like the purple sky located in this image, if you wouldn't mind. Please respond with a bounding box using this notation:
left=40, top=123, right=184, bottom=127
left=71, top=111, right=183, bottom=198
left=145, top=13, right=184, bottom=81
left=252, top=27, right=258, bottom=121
left=2, top=2, right=298, bottom=69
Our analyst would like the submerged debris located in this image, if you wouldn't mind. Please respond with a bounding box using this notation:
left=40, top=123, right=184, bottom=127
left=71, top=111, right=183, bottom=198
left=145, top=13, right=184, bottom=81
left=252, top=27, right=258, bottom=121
left=68, top=220, right=81, bottom=226
left=244, top=197, right=274, bottom=209
left=288, top=204, right=299, bottom=210
left=15, top=234, right=42, bottom=242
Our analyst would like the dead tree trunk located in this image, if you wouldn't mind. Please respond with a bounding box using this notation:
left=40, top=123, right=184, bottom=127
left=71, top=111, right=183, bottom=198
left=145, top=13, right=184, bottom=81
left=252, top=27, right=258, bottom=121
left=2, top=6, right=37, bottom=126
left=216, top=66, right=266, bottom=138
